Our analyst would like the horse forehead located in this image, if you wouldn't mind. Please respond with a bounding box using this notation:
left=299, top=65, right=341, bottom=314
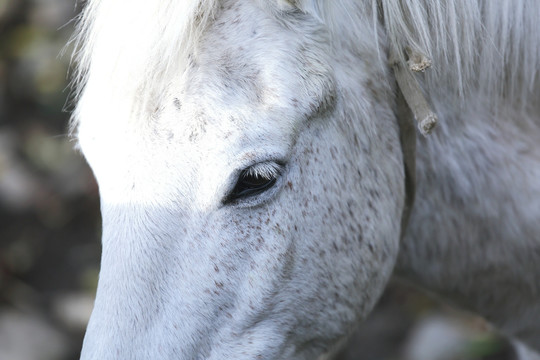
left=182, top=9, right=302, bottom=100
left=171, top=7, right=334, bottom=140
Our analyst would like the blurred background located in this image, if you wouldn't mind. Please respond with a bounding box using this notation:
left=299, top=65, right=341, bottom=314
left=0, top=1, right=518, bottom=359
left=0, top=0, right=100, bottom=359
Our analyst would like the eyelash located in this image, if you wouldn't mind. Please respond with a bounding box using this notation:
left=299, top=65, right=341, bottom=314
left=244, top=162, right=282, bottom=180
left=223, top=162, right=284, bottom=205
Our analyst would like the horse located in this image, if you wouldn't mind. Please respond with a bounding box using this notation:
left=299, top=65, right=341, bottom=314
left=69, top=0, right=540, bottom=358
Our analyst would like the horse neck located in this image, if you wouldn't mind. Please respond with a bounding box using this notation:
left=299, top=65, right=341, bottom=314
left=396, top=78, right=540, bottom=351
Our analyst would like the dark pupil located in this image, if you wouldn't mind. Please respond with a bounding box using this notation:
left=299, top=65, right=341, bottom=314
left=231, top=172, right=276, bottom=199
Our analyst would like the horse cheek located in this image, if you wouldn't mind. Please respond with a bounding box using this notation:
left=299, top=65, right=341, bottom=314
left=275, top=112, right=402, bottom=349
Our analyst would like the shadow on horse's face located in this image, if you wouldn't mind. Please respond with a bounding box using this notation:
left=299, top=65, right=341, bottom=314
left=78, top=1, right=405, bottom=358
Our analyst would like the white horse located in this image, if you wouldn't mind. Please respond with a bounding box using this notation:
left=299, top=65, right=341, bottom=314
left=70, top=0, right=540, bottom=358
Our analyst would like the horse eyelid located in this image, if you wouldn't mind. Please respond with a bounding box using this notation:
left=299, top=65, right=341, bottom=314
left=222, top=161, right=285, bottom=205
left=244, top=161, right=283, bottom=180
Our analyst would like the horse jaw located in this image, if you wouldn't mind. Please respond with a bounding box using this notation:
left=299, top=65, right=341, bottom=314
left=76, top=0, right=404, bottom=358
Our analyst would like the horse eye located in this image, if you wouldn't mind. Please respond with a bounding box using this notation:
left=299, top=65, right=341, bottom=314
left=224, top=164, right=282, bottom=204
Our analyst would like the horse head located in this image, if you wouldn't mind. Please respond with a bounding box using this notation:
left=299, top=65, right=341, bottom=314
left=74, top=0, right=405, bottom=358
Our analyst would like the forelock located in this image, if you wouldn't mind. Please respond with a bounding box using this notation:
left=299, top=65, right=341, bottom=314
left=69, top=0, right=219, bottom=131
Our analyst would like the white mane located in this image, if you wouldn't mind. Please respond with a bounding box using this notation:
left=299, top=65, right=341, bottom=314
left=70, top=0, right=540, bottom=131
left=378, top=0, right=540, bottom=106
